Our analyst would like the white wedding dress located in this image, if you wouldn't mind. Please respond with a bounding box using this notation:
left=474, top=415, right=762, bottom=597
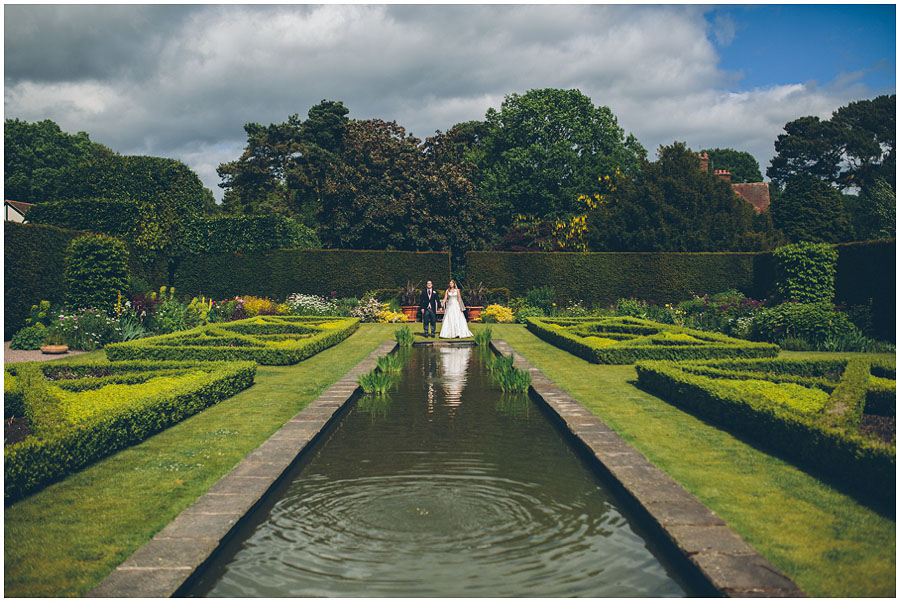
left=439, top=290, right=473, bottom=338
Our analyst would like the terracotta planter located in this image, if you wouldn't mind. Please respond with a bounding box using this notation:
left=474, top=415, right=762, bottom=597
left=40, top=344, right=69, bottom=354
left=466, top=306, right=484, bottom=322
left=401, top=306, right=420, bottom=321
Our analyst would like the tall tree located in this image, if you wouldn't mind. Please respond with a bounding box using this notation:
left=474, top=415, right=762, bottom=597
left=769, top=175, right=855, bottom=243
left=587, top=142, right=772, bottom=252
left=5, top=118, right=94, bottom=203
left=700, top=147, right=763, bottom=183
left=217, top=100, right=350, bottom=225
left=767, top=94, right=895, bottom=192
left=316, top=120, right=494, bottom=255
left=478, top=88, right=646, bottom=229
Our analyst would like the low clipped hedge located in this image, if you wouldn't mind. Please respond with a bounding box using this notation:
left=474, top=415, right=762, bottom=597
left=173, top=249, right=451, bottom=300
left=635, top=357, right=895, bottom=505
left=526, top=316, right=779, bottom=364
left=4, top=359, right=256, bottom=503
left=104, top=315, right=359, bottom=365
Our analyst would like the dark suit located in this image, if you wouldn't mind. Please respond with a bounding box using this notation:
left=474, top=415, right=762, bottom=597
left=419, top=288, right=441, bottom=336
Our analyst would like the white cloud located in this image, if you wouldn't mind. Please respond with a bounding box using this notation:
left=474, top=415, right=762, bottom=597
left=4, top=4, right=888, bottom=199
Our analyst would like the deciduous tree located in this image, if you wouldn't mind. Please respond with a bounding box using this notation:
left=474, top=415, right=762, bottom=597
left=478, top=88, right=646, bottom=229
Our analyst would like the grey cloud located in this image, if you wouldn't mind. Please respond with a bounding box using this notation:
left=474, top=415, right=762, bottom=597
left=4, top=4, right=885, bottom=200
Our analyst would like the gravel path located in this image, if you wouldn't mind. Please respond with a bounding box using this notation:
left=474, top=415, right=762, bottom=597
left=4, top=341, right=91, bottom=363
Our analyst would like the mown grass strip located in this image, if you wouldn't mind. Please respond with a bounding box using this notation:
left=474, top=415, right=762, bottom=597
left=490, top=324, right=894, bottom=598
left=4, top=324, right=398, bottom=597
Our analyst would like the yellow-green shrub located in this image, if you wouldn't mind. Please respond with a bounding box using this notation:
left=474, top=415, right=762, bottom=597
left=243, top=295, right=277, bottom=317
left=480, top=304, right=515, bottom=323
left=5, top=359, right=256, bottom=502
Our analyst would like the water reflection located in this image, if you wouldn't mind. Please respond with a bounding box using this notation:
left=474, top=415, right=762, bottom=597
left=190, top=346, right=689, bottom=598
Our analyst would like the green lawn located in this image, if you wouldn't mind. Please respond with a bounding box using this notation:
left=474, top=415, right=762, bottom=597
left=4, top=324, right=397, bottom=597
left=489, top=324, right=894, bottom=597
left=4, top=323, right=895, bottom=597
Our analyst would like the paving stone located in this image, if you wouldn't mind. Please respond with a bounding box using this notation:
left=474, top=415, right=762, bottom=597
left=184, top=492, right=263, bottom=516
left=205, top=475, right=275, bottom=497
left=692, top=553, right=803, bottom=596
left=120, top=537, right=220, bottom=569
left=643, top=499, right=727, bottom=527
left=230, top=459, right=291, bottom=478
left=609, top=465, right=698, bottom=504
left=154, top=511, right=241, bottom=540
left=665, top=525, right=757, bottom=556
left=89, top=567, right=193, bottom=598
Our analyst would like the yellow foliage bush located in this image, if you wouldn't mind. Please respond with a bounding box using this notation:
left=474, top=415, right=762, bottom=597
left=376, top=304, right=409, bottom=323
left=243, top=296, right=277, bottom=317
left=276, top=303, right=291, bottom=315
left=480, top=304, right=515, bottom=323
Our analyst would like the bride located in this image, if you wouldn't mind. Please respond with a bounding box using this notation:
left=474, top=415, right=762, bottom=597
left=439, top=280, right=473, bottom=339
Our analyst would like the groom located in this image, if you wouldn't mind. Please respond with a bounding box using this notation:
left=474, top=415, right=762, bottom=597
left=419, top=280, right=441, bottom=338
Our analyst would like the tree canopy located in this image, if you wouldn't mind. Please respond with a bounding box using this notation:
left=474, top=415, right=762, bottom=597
left=477, top=88, right=646, bottom=228
left=218, top=100, right=350, bottom=225
left=587, top=143, right=777, bottom=252
left=316, top=119, right=494, bottom=256
left=700, top=148, right=763, bottom=183
left=767, top=94, right=895, bottom=192
left=769, top=175, right=855, bottom=244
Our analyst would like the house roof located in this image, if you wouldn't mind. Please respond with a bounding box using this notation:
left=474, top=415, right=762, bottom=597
left=731, top=183, right=770, bottom=214
left=5, top=200, right=34, bottom=215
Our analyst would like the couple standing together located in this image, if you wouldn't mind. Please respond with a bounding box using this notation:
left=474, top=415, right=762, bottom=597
left=419, top=279, right=473, bottom=339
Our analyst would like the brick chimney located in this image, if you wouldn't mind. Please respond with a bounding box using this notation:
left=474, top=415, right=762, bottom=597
left=714, top=169, right=732, bottom=184
left=698, top=152, right=709, bottom=173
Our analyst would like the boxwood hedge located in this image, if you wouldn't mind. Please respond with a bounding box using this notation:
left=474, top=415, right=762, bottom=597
left=635, top=357, right=895, bottom=505
left=104, top=315, right=359, bottom=365
left=526, top=316, right=779, bottom=364
left=4, top=359, right=256, bottom=503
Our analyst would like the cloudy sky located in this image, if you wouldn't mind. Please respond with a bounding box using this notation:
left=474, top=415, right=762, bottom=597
left=5, top=3, right=896, bottom=201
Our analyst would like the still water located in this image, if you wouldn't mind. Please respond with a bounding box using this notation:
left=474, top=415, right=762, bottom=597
left=189, top=345, right=690, bottom=597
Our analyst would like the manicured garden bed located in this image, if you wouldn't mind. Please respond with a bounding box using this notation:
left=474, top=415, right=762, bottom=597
left=104, top=315, right=359, bottom=364
left=526, top=316, right=779, bottom=363
left=3, top=325, right=894, bottom=598
left=4, top=359, right=256, bottom=503
left=635, top=357, right=895, bottom=505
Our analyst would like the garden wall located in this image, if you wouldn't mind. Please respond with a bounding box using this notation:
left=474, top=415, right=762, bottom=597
left=5, top=222, right=88, bottom=339
left=173, top=249, right=452, bottom=300
left=465, top=251, right=772, bottom=304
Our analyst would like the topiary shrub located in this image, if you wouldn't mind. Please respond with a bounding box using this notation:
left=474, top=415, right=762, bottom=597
left=64, top=234, right=130, bottom=312
left=772, top=242, right=838, bottom=304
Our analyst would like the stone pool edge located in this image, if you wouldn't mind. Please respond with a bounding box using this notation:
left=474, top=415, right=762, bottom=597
left=491, top=338, right=806, bottom=598
left=88, top=340, right=398, bottom=598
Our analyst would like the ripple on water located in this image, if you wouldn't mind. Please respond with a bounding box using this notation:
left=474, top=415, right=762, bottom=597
left=209, top=472, right=684, bottom=597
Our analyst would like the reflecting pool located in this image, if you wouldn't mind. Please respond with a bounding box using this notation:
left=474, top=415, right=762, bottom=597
left=189, top=345, right=691, bottom=597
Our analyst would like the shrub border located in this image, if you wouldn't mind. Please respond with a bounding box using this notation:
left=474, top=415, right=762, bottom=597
left=104, top=316, right=359, bottom=365
left=526, top=316, right=780, bottom=363
left=5, top=359, right=257, bottom=503
left=634, top=357, right=895, bottom=506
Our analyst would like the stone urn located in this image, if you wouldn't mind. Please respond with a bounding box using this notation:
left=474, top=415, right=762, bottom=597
left=40, top=344, right=69, bottom=354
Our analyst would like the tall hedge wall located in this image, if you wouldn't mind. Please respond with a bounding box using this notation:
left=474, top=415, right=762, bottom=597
left=179, top=215, right=321, bottom=255
left=833, top=239, right=895, bottom=340
left=173, top=249, right=452, bottom=300
left=465, top=251, right=772, bottom=303
left=5, top=222, right=87, bottom=338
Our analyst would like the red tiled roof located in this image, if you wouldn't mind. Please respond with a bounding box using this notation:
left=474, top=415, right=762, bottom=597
left=5, top=200, right=34, bottom=214
left=731, top=183, right=770, bottom=213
